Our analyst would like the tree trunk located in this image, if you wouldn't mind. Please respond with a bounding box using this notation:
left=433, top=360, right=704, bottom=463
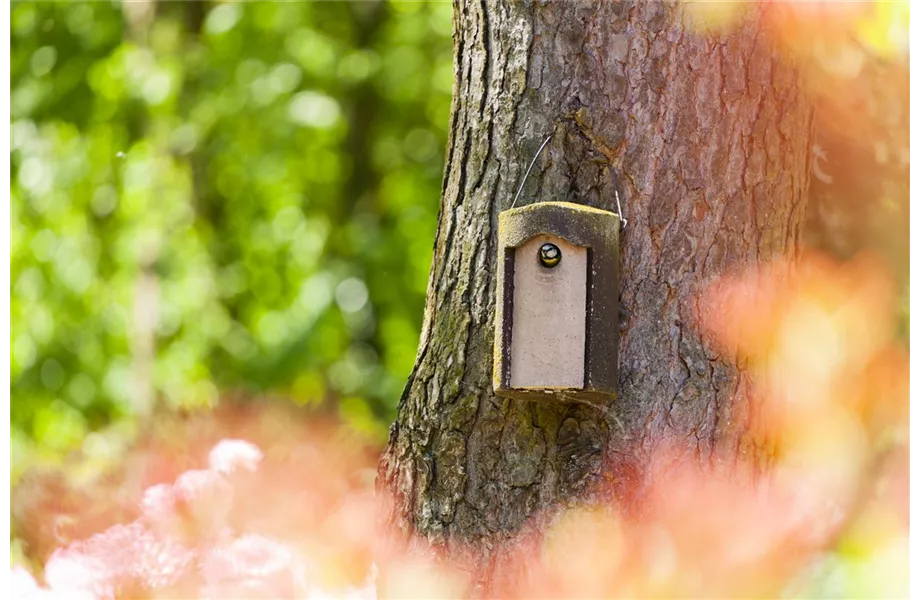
left=377, top=0, right=811, bottom=594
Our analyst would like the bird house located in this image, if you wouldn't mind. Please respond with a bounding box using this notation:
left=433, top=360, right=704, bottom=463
left=493, top=201, right=620, bottom=404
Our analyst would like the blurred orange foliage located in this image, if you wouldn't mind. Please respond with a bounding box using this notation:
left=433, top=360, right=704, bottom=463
left=14, top=251, right=908, bottom=598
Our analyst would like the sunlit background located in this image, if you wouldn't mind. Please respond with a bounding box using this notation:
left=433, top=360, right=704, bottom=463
left=11, top=0, right=452, bottom=469
left=10, top=1, right=909, bottom=599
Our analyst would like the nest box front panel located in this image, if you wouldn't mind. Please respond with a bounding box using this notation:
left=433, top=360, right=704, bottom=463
left=493, top=201, right=620, bottom=404
left=510, top=235, right=586, bottom=389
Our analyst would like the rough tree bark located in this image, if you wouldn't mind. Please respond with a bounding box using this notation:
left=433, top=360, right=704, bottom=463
left=378, top=0, right=811, bottom=594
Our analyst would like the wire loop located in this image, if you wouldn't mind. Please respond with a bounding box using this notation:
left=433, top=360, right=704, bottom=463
left=508, top=128, right=627, bottom=230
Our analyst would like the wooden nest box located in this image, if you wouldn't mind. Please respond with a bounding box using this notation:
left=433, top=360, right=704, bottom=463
left=493, top=201, right=620, bottom=404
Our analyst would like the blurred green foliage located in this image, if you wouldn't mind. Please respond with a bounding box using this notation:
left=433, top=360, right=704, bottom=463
left=11, top=0, right=454, bottom=481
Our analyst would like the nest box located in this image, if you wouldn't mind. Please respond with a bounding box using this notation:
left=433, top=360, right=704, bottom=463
left=493, top=201, right=620, bottom=404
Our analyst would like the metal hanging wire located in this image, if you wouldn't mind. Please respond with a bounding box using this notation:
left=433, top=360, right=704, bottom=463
left=510, top=133, right=555, bottom=209
left=609, top=166, right=627, bottom=228
left=508, top=129, right=627, bottom=229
